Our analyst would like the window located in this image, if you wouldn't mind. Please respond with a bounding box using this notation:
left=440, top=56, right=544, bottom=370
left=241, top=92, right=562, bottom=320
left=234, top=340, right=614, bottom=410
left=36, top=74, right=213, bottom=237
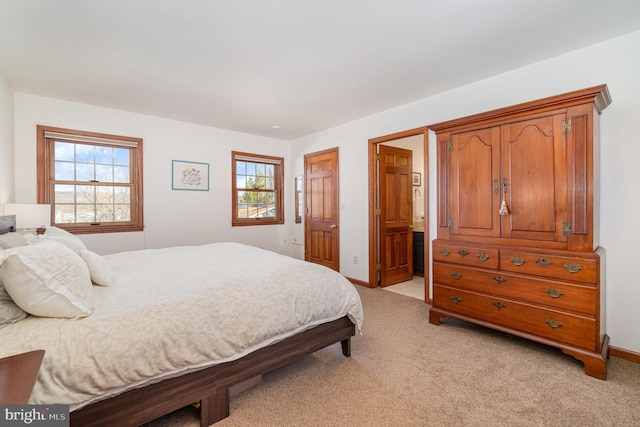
left=232, top=151, right=284, bottom=226
left=36, top=125, right=144, bottom=234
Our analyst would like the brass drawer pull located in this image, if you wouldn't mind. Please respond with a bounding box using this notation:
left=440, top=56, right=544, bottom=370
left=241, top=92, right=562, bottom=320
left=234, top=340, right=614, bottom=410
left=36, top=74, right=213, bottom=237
left=476, top=253, right=490, bottom=262
left=563, top=263, right=583, bottom=274
left=439, top=249, right=450, bottom=257
left=510, top=256, right=525, bottom=266
left=492, top=276, right=507, bottom=284
left=545, top=288, right=564, bottom=298
left=450, top=296, right=462, bottom=304
left=545, top=319, right=563, bottom=329
left=450, top=272, right=462, bottom=279
left=457, top=249, right=469, bottom=258
left=492, top=301, right=506, bottom=310
left=535, top=258, right=552, bottom=267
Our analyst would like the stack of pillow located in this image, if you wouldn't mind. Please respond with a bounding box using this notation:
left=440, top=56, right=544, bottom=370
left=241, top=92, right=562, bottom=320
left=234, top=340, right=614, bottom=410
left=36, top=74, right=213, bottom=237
left=0, top=226, right=113, bottom=328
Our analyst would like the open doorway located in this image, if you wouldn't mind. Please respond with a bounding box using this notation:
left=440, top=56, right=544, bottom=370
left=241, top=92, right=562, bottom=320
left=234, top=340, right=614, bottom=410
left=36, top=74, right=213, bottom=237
left=368, top=127, right=429, bottom=303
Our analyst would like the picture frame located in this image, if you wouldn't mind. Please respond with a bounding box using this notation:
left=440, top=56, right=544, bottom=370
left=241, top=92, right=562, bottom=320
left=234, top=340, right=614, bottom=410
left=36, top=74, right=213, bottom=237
left=412, top=172, right=421, bottom=186
left=172, top=160, right=209, bottom=191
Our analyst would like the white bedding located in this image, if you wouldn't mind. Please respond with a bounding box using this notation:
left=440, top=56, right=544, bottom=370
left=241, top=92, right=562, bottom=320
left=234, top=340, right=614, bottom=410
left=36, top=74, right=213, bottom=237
left=0, top=242, right=363, bottom=410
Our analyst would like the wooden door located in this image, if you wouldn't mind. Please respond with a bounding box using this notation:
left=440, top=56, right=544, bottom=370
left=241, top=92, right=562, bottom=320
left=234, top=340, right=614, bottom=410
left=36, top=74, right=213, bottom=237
left=500, top=113, right=567, bottom=243
left=305, top=148, right=339, bottom=271
left=379, top=145, right=413, bottom=286
left=450, top=127, right=501, bottom=238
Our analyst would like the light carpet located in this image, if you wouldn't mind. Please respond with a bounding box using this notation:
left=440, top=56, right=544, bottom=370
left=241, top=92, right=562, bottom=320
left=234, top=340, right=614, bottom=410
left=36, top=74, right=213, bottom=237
left=145, top=285, right=640, bottom=426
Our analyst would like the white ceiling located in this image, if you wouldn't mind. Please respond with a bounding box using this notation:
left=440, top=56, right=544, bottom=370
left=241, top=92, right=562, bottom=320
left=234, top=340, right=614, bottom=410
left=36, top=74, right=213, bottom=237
left=1, top=1, right=640, bottom=140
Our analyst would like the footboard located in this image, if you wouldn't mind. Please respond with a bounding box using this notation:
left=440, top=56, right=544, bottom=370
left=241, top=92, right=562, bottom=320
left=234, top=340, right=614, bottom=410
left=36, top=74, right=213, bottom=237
left=70, top=316, right=355, bottom=427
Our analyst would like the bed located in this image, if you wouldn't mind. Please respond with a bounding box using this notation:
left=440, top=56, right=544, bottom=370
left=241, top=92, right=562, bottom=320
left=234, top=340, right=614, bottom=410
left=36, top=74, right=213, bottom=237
left=0, top=221, right=363, bottom=426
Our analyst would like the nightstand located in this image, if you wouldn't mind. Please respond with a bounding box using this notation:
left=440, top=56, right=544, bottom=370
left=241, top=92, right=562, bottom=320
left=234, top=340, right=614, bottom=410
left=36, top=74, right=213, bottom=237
left=0, top=350, right=45, bottom=404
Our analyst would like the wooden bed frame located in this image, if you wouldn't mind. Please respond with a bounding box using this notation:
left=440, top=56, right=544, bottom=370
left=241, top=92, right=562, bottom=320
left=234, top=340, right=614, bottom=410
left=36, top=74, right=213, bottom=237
left=70, top=316, right=355, bottom=426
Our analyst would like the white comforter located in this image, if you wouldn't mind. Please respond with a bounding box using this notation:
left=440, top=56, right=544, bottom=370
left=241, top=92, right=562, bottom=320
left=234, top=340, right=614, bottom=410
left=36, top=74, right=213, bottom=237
left=0, top=242, right=363, bottom=409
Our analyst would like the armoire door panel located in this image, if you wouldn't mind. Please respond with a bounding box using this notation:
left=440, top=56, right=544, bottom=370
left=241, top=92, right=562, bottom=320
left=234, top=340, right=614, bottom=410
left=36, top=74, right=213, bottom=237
left=570, top=113, right=589, bottom=234
left=451, top=127, right=500, bottom=238
left=437, top=136, right=451, bottom=235
left=566, top=103, right=597, bottom=252
left=501, top=114, right=567, bottom=243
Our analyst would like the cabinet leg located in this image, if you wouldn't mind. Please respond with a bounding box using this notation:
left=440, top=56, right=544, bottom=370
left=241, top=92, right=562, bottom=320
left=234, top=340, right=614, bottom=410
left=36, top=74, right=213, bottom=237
left=562, top=349, right=606, bottom=380
left=429, top=309, right=441, bottom=326
left=583, top=358, right=607, bottom=380
left=562, top=335, right=609, bottom=380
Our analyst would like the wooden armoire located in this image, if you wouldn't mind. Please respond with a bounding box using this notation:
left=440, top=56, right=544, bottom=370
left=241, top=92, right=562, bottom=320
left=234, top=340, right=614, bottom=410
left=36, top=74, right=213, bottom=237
left=429, top=85, right=611, bottom=379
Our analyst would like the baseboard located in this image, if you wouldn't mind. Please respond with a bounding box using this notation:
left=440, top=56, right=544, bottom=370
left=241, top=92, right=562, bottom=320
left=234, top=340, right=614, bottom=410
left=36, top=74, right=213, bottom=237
left=609, top=346, right=640, bottom=364
left=346, top=276, right=373, bottom=288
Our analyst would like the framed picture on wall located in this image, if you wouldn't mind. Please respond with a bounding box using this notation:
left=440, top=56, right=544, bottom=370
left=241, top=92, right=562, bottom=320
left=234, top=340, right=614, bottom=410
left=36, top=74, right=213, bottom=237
left=172, top=160, right=209, bottom=191
left=412, top=172, right=421, bottom=186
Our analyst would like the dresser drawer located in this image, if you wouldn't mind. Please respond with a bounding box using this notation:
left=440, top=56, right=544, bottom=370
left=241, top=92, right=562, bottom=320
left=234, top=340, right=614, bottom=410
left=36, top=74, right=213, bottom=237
left=500, top=250, right=597, bottom=283
left=432, top=241, right=499, bottom=269
left=433, top=262, right=597, bottom=315
left=433, top=285, right=597, bottom=351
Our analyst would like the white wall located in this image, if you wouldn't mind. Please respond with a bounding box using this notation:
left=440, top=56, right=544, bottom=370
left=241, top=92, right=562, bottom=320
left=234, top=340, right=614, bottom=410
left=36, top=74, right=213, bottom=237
left=13, top=94, right=294, bottom=255
left=0, top=70, right=14, bottom=204
left=291, top=30, right=640, bottom=353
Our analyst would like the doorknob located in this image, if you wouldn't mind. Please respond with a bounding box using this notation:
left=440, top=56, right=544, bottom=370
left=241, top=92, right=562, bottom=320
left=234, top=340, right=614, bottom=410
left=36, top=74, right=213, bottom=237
left=330, top=224, right=337, bottom=229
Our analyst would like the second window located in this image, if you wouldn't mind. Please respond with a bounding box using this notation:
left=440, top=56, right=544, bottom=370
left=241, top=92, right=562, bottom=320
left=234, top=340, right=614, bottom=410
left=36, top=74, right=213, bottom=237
left=232, top=151, right=284, bottom=226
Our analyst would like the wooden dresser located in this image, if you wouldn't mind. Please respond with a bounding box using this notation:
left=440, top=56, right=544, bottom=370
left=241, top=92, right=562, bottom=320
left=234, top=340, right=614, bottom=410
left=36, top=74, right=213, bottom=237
left=428, top=85, right=610, bottom=379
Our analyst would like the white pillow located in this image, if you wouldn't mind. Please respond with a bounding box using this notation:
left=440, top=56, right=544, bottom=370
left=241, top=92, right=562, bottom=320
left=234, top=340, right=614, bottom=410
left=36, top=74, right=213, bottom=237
left=0, top=232, right=28, bottom=249
left=80, top=250, right=113, bottom=287
left=44, top=225, right=75, bottom=237
left=0, top=239, right=93, bottom=318
left=43, top=226, right=87, bottom=254
left=0, top=278, right=29, bottom=327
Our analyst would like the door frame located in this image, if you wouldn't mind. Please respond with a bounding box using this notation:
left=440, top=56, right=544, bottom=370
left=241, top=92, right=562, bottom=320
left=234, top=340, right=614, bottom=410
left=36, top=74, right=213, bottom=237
left=368, top=127, right=430, bottom=301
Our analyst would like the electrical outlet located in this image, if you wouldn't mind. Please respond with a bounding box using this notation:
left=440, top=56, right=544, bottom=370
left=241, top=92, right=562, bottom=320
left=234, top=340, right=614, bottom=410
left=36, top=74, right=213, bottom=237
left=353, top=256, right=358, bottom=264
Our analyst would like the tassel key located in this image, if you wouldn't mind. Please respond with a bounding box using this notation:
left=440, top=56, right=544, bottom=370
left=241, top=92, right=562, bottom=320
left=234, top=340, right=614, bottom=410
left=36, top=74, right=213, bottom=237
left=498, top=180, right=509, bottom=215
left=499, top=200, right=509, bottom=215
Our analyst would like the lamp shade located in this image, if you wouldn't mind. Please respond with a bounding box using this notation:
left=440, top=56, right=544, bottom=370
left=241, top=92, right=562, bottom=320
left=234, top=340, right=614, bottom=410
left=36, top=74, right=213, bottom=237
left=2, top=204, right=51, bottom=229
